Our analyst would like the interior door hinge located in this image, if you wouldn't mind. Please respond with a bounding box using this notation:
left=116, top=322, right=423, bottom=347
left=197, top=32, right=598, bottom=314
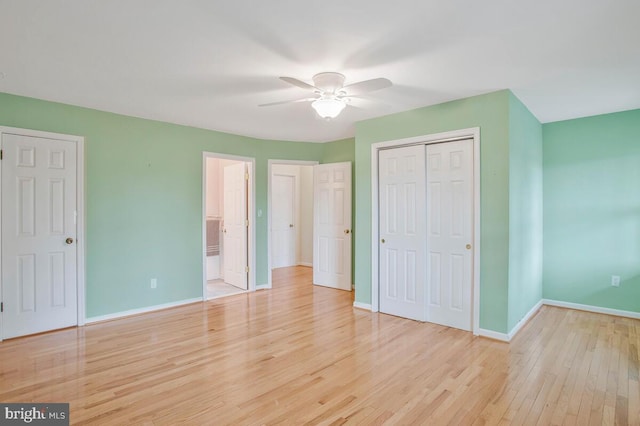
left=245, top=266, right=249, bottom=273
left=1, top=302, right=3, bottom=313
left=245, top=172, right=249, bottom=181
left=245, top=219, right=249, bottom=227
left=0, top=149, right=3, bottom=160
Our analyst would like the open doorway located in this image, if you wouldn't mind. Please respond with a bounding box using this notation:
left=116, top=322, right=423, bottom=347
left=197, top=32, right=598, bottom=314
left=203, top=153, right=255, bottom=300
left=267, top=160, right=317, bottom=287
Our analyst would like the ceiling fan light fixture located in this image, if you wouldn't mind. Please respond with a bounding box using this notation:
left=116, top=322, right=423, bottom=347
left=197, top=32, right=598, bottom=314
left=311, top=97, right=346, bottom=119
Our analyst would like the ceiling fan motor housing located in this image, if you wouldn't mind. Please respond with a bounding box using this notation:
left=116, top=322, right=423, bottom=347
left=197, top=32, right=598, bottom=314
left=312, top=72, right=346, bottom=94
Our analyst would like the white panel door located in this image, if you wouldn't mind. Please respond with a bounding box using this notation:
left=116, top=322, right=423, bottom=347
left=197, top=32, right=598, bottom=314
left=426, top=139, right=474, bottom=331
left=223, top=163, right=248, bottom=290
left=271, top=174, right=296, bottom=268
left=378, top=145, right=427, bottom=321
left=1, top=133, right=78, bottom=339
left=313, top=162, right=351, bottom=291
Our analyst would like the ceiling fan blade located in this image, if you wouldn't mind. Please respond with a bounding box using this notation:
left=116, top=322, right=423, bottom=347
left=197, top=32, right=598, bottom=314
left=342, top=78, right=392, bottom=96
left=280, top=77, right=320, bottom=92
left=258, top=97, right=314, bottom=107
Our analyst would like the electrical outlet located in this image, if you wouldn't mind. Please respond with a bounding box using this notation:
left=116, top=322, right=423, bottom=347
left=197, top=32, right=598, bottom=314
left=611, top=275, right=620, bottom=287
left=151, top=278, right=157, bottom=289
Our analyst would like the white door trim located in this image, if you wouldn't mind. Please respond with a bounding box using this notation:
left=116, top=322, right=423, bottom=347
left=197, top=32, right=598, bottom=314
left=0, top=126, right=86, bottom=341
left=370, top=127, right=481, bottom=335
left=266, top=159, right=318, bottom=289
left=202, top=152, right=256, bottom=298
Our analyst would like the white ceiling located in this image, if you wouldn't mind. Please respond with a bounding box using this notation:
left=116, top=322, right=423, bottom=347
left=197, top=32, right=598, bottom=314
left=1, top=1, right=639, bottom=143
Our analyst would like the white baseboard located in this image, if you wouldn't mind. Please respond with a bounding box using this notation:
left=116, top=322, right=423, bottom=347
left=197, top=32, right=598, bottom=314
left=353, top=301, right=372, bottom=311
left=477, top=328, right=510, bottom=342
left=543, top=299, right=640, bottom=319
left=478, top=298, right=640, bottom=343
left=508, top=299, right=544, bottom=340
left=297, top=262, right=313, bottom=267
left=476, top=299, right=543, bottom=343
left=85, top=298, right=202, bottom=324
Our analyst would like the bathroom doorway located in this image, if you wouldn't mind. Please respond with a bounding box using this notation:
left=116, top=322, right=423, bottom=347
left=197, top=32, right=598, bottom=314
left=202, top=152, right=255, bottom=299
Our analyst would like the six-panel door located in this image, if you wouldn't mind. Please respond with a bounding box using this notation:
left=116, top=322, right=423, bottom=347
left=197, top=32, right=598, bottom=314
left=1, top=133, right=78, bottom=339
left=378, top=140, right=474, bottom=330
left=313, top=162, right=352, bottom=291
left=378, top=145, right=427, bottom=321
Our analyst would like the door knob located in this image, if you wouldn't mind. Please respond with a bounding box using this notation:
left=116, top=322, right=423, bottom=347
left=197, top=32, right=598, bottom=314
left=381, top=238, right=385, bottom=243
left=65, top=237, right=74, bottom=245
left=344, top=229, right=350, bottom=234
left=466, top=244, right=472, bottom=250
left=289, top=224, right=294, bottom=228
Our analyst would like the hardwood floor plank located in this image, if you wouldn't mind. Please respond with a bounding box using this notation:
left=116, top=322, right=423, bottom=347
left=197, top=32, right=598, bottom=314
left=1, top=266, right=639, bottom=425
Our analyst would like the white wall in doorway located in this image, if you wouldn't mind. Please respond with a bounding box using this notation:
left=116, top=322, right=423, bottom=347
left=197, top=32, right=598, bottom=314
left=299, top=166, right=314, bottom=266
left=206, top=157, right=244, bottom=218
left=205, top=157, right=220, bottom=217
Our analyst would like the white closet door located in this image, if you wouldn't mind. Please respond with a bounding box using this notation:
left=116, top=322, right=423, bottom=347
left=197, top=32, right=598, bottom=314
left=426, top=139, right=474, bottom=331
left=2, top=133, right=78, bottom=339
left=271, top=174, right=296, bottom=268
left=378, top=145, right=427, bottom=321
left=313, top=162, right=352, bottom=291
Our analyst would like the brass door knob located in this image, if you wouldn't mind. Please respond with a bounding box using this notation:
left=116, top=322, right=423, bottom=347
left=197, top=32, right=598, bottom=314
left=344, top=229, right=350, bottom=234
left=466, top=244, right=472, bottom=250
left=381, top=238, right=386, bottom=243
left=65, top=237, right=74, bottom=245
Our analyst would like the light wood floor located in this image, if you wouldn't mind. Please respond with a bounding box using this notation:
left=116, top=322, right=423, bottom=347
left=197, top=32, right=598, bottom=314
left=1, top=267, right=638, bottom=425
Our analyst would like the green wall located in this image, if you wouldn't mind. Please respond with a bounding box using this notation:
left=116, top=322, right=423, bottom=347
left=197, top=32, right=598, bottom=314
left=507, top=93, right=543, bottom=331
left=0, top=92, right=337, bottom=317
left=321, top=138, right=355, bottom=164
left=543, top=109, right=640, bottom=313
left=355, top=90, right=511, bottom=333
left=8, top=86, right=637, bottom=333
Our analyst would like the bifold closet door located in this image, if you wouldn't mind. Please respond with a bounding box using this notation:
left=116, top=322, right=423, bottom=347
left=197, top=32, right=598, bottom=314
left=378, top=139, right=474, bottom=330
left=378, top=145, right=427, bottom=321
left=425, top=139, right=474, bottom=331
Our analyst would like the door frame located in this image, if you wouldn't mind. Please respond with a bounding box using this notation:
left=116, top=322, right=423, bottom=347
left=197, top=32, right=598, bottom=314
left=370, top=127, right=481, bottom=334
left=201, top=152, right=256, bottom=298
left=0, top=126, right=86, bottom=341
left=266, top=159, right=318, bottom=289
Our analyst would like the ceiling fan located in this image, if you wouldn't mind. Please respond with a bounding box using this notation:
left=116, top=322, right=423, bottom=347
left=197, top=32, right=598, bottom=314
left=259, top=72, right=392, bottom=119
